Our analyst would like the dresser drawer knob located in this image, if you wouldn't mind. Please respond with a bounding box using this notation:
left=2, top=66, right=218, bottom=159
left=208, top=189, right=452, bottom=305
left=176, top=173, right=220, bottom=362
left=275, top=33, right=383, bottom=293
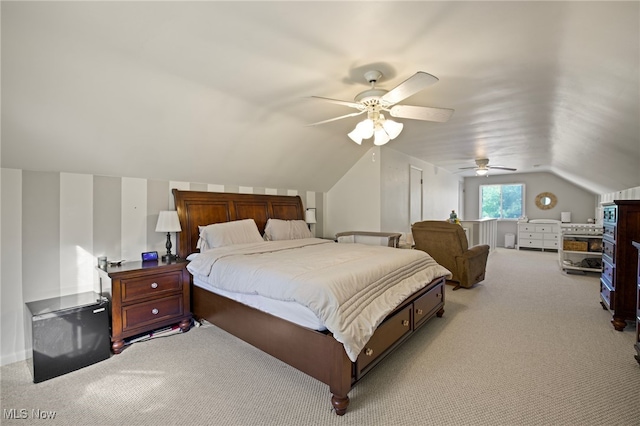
left=415, top=309, right=423, bottom=316
left=151, top=308, right=159, bottom=315
left=365, top=348, right=374, bottom=357
left=437, top=292, right=442, bottom=298
left=151, top=283, right=158, bottom=289
left=402, top=319, right=410, bottom=327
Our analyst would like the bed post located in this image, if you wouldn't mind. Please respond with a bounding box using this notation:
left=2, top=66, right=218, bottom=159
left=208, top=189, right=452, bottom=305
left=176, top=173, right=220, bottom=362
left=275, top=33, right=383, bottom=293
left=329, top=340, right=352, bottom=415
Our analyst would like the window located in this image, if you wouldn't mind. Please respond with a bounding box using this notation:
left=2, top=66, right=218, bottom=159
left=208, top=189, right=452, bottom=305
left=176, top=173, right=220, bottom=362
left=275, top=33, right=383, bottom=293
left=480, top=184, right=524, bottom=219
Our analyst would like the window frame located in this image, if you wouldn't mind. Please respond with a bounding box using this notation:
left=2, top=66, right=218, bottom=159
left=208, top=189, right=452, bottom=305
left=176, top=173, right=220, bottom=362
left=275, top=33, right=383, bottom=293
left=479, top=183, right=526, bottom=220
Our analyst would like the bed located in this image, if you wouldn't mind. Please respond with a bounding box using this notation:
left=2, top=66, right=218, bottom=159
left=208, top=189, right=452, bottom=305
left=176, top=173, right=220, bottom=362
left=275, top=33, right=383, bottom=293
left=172, top=189, right=450, bottom=415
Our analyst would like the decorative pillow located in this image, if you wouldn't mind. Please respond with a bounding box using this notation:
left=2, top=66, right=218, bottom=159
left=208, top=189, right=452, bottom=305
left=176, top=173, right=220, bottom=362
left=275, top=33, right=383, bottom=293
left=264, top=218, right=313, bottom=241
left=197, top=219, right=263, bottom=251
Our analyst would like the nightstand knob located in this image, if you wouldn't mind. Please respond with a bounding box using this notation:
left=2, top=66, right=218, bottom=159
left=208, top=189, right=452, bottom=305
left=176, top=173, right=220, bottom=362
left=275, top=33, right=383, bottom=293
left=151, top=308, right=159, bottom=315
left=365, top=348, right=374, bottom=357
left=416, top=309, right=423, bottom=315
left=402, top=320, right=410, bottom=327
left=151, top=282, right=158, bottom=289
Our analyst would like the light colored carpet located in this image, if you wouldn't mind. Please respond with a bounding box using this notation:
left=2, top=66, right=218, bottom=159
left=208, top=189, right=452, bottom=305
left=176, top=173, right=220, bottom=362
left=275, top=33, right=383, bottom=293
left=2, top=248, right=639, bottom=425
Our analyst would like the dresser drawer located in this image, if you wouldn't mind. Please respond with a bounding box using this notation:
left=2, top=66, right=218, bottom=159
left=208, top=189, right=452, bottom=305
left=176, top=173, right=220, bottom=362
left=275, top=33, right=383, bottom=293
left=602, top=206, right=617, bottom=224
left=519, top=224, right=536, bottom=232
left=121, top=294, right=185, bottom=332
left=519, top=239, right=543, bottom=248
left=356, top=305, right=412, bottom=376
left=543, top=240, right=559, bottom=248
left=120, top=271, right=185, bottom=303
left=602, top=260, right=615, bottom=288
left=535, top=225, right=558, bottom=233
left=603, top=224, right=616, bottom=241
left=522, top=232, right=543, bottom=240
left=414, top=283, right=444, bottom=328
left=600, top=280, right=614, bottom=310
left=602, top=239, right=616, bottom=263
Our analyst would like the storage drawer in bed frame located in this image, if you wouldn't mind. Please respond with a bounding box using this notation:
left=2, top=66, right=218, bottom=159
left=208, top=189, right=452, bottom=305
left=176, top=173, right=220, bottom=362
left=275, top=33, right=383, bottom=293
left=355, top=278, right=445, bottom=379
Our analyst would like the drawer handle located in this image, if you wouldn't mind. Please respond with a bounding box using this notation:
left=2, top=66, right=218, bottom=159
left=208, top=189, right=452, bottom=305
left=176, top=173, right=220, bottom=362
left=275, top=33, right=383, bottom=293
left=415, top=309, right=423, bottom=316
left=151, top=308, right=159, bottom=315
left=151, top=282, right=158, bottom=289
left=437, top=292, right=442, bottom=298
left=402, top=320, right=410, bottom=327
left=365, top=348, right=374, bottom=357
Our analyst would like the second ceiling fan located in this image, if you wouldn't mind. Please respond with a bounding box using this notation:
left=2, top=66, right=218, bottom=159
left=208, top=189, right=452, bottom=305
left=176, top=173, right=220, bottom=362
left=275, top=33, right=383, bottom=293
left=459, top=158, right=517, bottom=176
left=309, top=70, right=454, bottom=145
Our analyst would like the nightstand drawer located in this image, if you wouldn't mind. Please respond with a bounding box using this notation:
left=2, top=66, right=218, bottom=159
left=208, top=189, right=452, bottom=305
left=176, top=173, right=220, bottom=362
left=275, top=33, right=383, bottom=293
left=121, top=295, right=184, bottom=332
left=121, top=271, right=185, bottom=303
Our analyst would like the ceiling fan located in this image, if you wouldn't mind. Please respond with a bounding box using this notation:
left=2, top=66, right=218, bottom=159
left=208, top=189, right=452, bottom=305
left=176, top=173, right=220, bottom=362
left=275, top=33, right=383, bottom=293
left=308, top=70, right=454, bottom=146
left=459, top=158, right=517, bottom=176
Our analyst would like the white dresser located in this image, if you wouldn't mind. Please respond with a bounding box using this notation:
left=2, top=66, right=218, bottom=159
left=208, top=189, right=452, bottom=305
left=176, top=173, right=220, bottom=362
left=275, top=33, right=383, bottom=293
left=517, top=220, right=560, bottom=251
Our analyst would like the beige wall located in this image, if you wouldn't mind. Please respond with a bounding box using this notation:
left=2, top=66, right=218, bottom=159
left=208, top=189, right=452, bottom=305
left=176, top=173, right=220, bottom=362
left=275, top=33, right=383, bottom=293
left=464, top=171, right=599, bottom=247
left=326, top=146, right=462, bottom=238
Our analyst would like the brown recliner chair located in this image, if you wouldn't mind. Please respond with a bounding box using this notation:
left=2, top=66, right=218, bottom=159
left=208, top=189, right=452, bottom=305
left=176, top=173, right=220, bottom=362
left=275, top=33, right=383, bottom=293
left=412, top=220, right=490, bottom=290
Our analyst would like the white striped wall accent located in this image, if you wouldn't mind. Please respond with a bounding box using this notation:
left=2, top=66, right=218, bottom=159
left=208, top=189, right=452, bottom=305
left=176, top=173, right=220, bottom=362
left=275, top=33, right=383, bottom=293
left=0, top=168, right=322, bottom=366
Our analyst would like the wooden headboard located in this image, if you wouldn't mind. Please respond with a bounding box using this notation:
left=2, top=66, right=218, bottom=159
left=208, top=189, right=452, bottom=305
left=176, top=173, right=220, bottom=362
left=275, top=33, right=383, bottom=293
left=172, top=189, right=305, bottom=259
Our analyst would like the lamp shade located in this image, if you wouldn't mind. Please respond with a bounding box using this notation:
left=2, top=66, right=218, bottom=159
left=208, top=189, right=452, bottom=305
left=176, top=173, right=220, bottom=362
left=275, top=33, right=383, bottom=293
left=305, top=208, right=317, bottom=224
left=155, top=211, right=181, bottom=233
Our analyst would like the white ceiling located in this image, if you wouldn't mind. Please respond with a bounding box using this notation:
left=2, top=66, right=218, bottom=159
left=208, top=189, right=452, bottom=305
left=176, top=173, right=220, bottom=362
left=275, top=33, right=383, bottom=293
left=2, top=1, right=639, bottom=194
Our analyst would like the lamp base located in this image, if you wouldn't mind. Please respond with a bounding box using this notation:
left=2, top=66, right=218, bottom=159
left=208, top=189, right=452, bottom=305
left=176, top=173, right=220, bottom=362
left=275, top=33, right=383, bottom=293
left=161, top=254, right=177, bottom=263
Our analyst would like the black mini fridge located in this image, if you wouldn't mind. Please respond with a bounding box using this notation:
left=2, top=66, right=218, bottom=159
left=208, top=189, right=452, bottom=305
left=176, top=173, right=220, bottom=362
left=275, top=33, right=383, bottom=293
left=25, top=292, right=110, bottom=383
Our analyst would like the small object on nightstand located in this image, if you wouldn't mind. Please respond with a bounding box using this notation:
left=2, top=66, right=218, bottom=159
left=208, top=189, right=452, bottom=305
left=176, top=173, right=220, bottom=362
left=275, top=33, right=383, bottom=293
left=142, top=251, right=158, bottom=262
left=155, top=211, right=181, bottom=262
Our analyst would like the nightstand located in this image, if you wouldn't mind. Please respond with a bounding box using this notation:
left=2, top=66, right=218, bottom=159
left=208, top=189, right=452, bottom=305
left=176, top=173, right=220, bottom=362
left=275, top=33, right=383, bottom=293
left=97, top=259, right=192, bottom=354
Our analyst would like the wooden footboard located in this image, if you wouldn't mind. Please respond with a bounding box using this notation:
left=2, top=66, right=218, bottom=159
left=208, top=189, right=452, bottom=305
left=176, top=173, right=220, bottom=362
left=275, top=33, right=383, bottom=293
left=172, top=189, right=446, bottom=415
left=192, top=276, right=445, bottom=415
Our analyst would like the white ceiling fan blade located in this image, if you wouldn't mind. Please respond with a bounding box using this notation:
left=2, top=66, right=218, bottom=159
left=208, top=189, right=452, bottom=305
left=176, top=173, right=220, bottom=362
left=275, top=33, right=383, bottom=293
left=458, top=166, right=479, bottom=170
left=309, top=96, right=362, bottom=109
left=389, top=104, right=454, bottom=122
left=380, top=72, right=439, bottom=105
left=306, top=110, right=365, bottom=126
left=489, top=166, right=517, bottom=171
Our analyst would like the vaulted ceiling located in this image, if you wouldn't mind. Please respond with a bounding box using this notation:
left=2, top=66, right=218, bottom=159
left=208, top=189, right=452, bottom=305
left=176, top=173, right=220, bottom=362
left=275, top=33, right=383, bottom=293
left=2, top=2, right=639, bottom=194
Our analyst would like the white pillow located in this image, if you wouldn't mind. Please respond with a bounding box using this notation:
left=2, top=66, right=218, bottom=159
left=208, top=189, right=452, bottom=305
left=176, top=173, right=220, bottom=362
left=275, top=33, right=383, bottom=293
left=197, top=219, right=263, bottom=251
left=264, top=218, right=313, bottom=241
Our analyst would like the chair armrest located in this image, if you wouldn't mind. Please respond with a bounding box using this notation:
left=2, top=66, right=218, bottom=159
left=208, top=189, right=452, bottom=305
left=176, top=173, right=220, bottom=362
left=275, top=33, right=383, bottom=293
left=461, top=244, right=490, bottom=259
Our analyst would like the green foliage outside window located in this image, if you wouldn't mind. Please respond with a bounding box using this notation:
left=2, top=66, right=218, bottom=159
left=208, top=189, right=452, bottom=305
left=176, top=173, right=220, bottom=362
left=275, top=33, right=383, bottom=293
left=480, top=184, right=524, bottom=219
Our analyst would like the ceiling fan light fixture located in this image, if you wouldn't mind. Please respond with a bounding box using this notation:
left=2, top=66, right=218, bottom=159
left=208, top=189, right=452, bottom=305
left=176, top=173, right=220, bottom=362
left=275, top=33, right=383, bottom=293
left=373, top=127, right=391, bottom=146
left=357, top=119, right=375, bottom=139
left=382, top=118, right=403, bottom=139
left=347, top=127, right=363, bottom=145
left=476, top=168, right=489, bottom=176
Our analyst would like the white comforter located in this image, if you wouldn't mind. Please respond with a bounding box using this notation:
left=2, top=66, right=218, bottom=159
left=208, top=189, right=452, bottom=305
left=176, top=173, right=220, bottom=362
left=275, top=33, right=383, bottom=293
left=187, top=238, right=451, bottom=361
